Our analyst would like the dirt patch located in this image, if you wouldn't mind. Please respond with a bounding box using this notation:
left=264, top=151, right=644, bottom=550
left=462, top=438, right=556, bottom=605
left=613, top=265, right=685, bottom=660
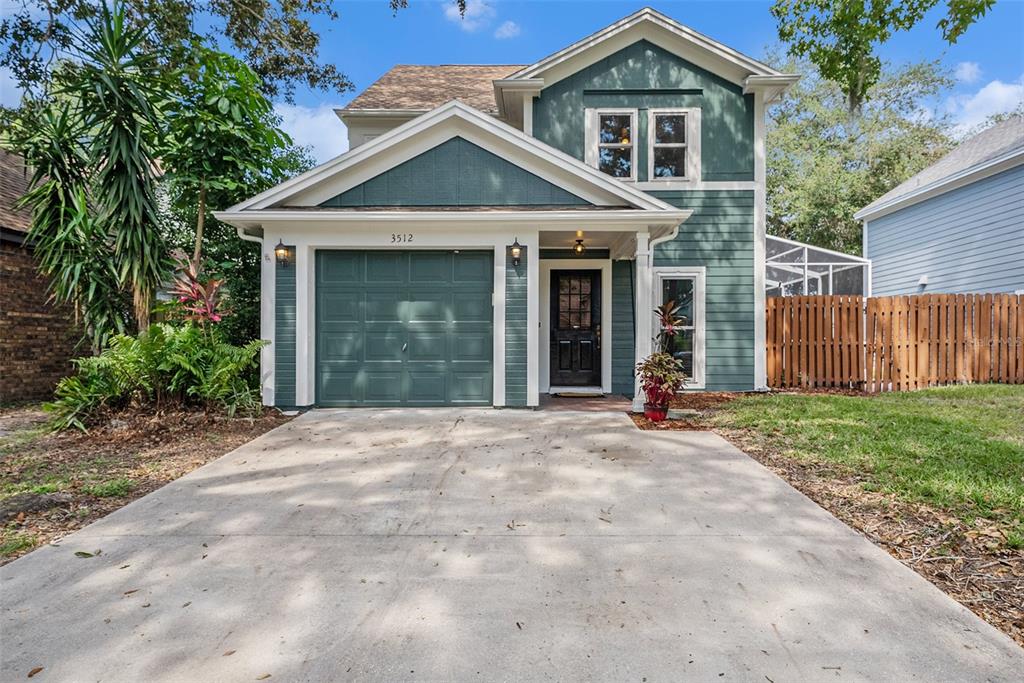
left=1, top=407, right=291, bottom=565
left=631, top=391, right=742, bottom=430
left=669, top=391, right=742, bottom=411
left=720, top=426, right=1023, bottom=648
left=628, top=414, right=706, bottom=431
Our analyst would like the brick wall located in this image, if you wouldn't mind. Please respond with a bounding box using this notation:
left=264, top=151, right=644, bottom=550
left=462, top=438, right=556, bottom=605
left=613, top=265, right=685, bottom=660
left=1, top=239, right=80, bottom=402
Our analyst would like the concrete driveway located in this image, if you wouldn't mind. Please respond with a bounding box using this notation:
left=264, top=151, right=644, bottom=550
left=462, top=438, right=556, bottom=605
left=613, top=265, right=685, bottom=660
left=2, top=409, right=1022, bottom=681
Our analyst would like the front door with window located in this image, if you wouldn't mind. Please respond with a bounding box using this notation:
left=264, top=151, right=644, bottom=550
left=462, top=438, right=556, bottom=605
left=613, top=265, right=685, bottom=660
left=549, top=270, right=601, bottom=387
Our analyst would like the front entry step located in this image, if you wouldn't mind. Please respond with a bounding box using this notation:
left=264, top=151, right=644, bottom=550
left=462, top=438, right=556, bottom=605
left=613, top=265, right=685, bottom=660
left=549, top=385, right=604, bottom=397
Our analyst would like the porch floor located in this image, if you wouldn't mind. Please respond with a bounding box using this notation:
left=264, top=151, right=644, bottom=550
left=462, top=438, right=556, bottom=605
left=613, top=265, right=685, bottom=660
left=537, top=393, right=633, bottom=412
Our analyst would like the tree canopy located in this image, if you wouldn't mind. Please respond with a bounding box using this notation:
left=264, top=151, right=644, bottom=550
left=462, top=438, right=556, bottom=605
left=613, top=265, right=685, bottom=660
left=766, top=53, right=954, bottom=254
left=771, top=0, right=995, bottom=112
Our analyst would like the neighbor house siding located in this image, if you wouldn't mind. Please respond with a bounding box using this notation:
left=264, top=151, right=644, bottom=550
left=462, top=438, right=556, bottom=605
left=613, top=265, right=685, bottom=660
left=531, top=40, right=754, bottom=181
left=505, top=247, right=528, bottom=407
left=867, top=164, right=1024, bottom=295
left=611, top=259, right=636, bottom=396
left=652, top=190, right=755, bottom=391
left=320, top=137, right=590, bottom=207
left=274, top=248, right=297, bottom=406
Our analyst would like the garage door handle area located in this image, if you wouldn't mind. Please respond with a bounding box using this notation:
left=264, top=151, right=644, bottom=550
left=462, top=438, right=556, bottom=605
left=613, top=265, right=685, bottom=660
left=402, top=343, right=408, bottom=352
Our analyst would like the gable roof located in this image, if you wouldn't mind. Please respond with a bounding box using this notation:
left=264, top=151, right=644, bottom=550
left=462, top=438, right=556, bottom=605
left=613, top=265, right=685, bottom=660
left=508, top=7, right=789, bottom=87
left=343, top=65, right=524, bottom=115
left=856, top=116, right=1024, bottom=221
left=0, top=150, right=31, bottom=234
left=218, top=100, right=683, bottom=218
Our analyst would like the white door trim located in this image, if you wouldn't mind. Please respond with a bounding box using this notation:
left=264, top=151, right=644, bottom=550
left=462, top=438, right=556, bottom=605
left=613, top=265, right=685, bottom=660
left=539, top=259, right=613, bottom=394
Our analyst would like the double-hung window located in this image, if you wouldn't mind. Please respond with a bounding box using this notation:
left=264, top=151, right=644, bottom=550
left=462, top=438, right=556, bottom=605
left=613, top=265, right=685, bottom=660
left=586, top=109, right=637, bottom=180
left=647, top=108, right=701, bottom=183
left=654, top=267, right=706, bottom=387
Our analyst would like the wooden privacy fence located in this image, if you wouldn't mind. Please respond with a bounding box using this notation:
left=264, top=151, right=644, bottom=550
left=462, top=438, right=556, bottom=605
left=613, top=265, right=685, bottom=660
left=766, top=294, right=1024, bottom=392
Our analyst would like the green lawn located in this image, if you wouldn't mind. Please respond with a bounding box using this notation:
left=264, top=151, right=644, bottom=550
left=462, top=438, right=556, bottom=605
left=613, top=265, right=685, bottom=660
left=712, top=385, right=1024, bottom=547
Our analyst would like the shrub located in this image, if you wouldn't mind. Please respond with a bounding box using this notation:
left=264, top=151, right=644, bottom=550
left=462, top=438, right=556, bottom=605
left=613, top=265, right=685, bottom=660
left=47, top=322, right=265, bottom=430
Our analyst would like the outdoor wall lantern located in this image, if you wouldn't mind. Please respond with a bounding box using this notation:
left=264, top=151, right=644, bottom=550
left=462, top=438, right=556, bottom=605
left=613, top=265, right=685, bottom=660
left=510, top=238, right=523, bottom=266
left=274, top=239, right=290, bottom=267
left=573, top=238, right=587, bottom=256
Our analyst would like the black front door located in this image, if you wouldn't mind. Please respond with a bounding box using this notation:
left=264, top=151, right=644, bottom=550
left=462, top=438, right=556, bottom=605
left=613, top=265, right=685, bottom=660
left=550, top=270, right=601, bottom=386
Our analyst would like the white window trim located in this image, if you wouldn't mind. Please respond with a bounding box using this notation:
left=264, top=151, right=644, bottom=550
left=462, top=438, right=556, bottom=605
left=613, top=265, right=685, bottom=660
left=653, top=266, right=706, bottom=389
left=585, top=108, right=638, bottom=182
left=646, top=108, right=701, bottom=185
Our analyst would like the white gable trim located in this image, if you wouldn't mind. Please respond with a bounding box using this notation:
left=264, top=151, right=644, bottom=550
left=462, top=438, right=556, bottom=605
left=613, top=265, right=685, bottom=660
left=225, top=100, right=676, bottom=213
left=506, top=8, right=785, bottom=89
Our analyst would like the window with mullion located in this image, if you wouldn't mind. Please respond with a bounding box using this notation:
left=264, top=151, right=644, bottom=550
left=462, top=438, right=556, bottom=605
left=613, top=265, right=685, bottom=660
left=596, top=111, right=635, bottom=179
left=651, top=112, right=688, bottom=179
left=660, top=277, right=696, bottom=379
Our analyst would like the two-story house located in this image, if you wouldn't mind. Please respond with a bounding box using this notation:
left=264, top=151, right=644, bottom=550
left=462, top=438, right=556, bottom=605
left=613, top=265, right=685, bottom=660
left=215, top=8, right=799, bottom=409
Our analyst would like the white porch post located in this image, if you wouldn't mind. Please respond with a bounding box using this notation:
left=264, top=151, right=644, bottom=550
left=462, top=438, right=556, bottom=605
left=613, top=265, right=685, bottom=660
left=633, top=231, right=652, bottom=412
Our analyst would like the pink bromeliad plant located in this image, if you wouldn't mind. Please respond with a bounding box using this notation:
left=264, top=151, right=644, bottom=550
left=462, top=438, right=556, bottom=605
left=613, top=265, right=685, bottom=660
left=169, top=251, right=225, bottom=324
left=635, top=300, right=688, bottom=421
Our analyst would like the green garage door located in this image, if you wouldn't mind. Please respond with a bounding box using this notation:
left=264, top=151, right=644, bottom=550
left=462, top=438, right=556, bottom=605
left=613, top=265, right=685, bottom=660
left=316, top=250, right=494, bottom=406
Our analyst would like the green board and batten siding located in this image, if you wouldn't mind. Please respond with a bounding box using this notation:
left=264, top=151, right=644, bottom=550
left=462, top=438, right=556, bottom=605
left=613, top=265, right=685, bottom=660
left=505, top=248, right=529, bottom=407
left=532, top=39, right=758, bottom=392
left=320, top=137, right=590, bottom=207
left=653, top=190, right=756, bottom=391
left=532, top=40, right=754, bottom=182
left=274, top=249, right=297, bottom=406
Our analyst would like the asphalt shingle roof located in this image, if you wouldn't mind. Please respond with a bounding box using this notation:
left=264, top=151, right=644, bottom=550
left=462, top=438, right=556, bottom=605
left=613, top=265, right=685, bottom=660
left=344, top=64, right=526, bottom=115
left=860, top=116, right=1024, bottom=216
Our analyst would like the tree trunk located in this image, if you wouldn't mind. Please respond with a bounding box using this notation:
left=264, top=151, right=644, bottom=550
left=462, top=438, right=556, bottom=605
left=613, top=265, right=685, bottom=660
left=134, top=285, right=150, bottom=332
left=193, top=185, right=207, bottom=265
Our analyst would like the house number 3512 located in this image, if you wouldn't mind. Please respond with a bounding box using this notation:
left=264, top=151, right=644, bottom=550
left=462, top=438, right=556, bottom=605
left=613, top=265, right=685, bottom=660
left=391, top=233, right=413, bottom=243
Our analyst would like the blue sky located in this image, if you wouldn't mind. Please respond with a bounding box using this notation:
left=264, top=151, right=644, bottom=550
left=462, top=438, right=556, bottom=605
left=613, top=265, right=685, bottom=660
left=271, top=0, right=1024, bottom=161
left=2, top=0, right=1022, bottom=161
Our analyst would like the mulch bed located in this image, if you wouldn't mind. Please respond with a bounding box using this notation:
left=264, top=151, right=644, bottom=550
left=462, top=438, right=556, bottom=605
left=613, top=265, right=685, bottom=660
left=1, top=407, right=291, bottom=566
left=630, top=390, right=1023, bottom=647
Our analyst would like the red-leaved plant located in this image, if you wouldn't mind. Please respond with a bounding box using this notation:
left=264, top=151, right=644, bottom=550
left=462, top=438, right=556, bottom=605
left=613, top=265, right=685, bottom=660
left=170, top=251, right=225, bottom=324
left=635, top=300, right=687, bottom=420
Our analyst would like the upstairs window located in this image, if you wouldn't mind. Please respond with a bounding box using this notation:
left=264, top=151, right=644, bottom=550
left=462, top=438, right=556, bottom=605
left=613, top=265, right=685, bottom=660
left=647, top=108, right=701, bottom=183
left=586, top=109, right=637, bottom=180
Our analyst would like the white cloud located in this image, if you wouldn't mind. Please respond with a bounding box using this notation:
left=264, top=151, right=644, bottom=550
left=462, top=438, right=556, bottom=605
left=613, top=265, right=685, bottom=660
left=494, top=20, right=520, bottom=39
left=945, top=76, right=1024, bottom=133
left=954, top=61, right=982, bottom=84
left=444, top=0, right=495, bottom=32
left=273, top=103, right=348, bottom=163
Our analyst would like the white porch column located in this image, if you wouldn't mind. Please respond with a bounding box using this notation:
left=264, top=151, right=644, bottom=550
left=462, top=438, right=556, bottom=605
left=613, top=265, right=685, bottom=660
left=526, top=230, right=540, bottom=407
left=294, top=244, right=315, bottom=407
left=633, top=231, right=652, bottom=412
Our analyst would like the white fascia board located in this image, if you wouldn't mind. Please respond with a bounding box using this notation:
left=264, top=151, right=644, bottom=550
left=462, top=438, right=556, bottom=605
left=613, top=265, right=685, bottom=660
left=743, top=74, right=801, bottom=103
left=508, top=8, right=781, bottom=88
left=854, top=147, right=1024, bottom=221
left=225, top=100, right=678, bottom=214
left=213, top=208, right=692, bottom=230
left=493, top=78, right=544, bottom=123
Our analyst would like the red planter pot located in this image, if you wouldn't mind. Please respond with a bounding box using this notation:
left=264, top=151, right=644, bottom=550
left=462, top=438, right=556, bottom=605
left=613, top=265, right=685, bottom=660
left=644, top=403, right=669, bottom=421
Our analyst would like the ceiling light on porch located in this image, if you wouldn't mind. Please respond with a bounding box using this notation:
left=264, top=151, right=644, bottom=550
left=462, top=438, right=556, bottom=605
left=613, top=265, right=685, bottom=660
left=573, top=238, right=586, bottom=256
left=510, top=237, right=523, bottom=266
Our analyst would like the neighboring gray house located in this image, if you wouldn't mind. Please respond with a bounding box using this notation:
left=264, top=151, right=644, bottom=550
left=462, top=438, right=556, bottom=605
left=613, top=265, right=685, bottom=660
left=215, top=8, right=800, bottom=410
left=856, top=116, right=1024, bottom=296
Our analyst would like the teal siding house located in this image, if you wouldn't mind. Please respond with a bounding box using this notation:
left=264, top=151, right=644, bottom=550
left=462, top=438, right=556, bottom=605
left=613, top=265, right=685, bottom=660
left=216, top=8, right=799, bottom=409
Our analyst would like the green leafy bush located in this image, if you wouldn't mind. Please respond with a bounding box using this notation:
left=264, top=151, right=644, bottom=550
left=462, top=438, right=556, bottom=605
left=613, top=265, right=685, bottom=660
left=48, top=323, right=265, bottom=430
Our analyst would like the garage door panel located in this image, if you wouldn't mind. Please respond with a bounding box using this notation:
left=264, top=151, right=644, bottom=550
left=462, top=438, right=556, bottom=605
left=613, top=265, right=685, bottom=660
left=452, top=331, right=490, bottom=362
left=453, top=252, right=492, bottom=283
left=319, top=252, right=362, bottom=284
left=454, top=293, right=491, bottom=322
left=316, top=250, right=493, bottom=407
left=319, top=331, right=363, bottom=360
left=365, top=253, right=406, bottom=283
left=364, top=291, right=404, bottom=322
left=407, top=370, right=448, bottom=404
left=408, top=252, right=450, bottom=282
left=450, top=370, right=491, bottom=403
left=363, top=332, right=405, bottom=361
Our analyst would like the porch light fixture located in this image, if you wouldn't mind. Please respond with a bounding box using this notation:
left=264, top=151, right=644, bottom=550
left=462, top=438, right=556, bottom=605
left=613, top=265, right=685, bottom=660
left=510, top=237, right=523, bottom=266
left=274, top=239, right=290, bottom=267
left=573, top=238, right=586, bottom=256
